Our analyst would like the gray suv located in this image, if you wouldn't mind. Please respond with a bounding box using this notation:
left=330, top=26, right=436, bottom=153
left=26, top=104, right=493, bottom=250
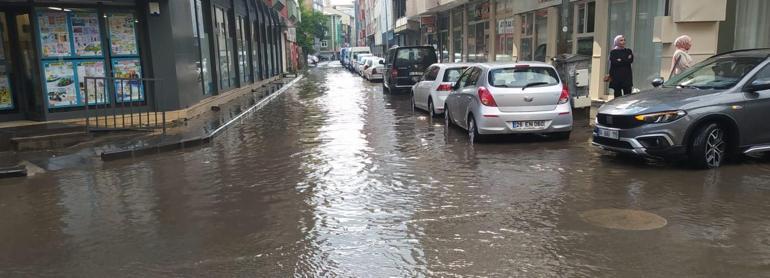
left=593, top=49, right=770, bottom=168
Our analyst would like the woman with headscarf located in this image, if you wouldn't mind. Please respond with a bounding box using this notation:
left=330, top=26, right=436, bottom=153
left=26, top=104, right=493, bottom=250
left=608, top=35, right=634, bottom=97
left=670, top=35, right=693, bottom=78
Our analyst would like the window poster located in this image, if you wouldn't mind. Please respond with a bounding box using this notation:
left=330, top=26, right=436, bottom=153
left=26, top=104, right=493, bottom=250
left=71, top=12, right=102, bottom=56
left=108, top=14, right=138, bottom=56
left=0, top=74, right=12, bottom=110
left=43, top=61, right=78, bottom=107
left=76, top=60, right=107, bottom=104
left=113, top=59, right=143, bottom=102
left=38, top=11, right=72, bottom=57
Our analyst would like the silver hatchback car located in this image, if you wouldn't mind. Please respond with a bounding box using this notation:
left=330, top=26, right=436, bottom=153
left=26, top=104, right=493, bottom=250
left=444, top=63, right=573, bottom=143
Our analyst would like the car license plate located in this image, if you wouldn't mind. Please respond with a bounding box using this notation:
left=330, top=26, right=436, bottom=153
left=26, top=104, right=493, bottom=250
left=410, top=72, right=423, bottom=76
left=512, top=120, right=546, bottom=129
left=596, top=128, right=619, bottom=139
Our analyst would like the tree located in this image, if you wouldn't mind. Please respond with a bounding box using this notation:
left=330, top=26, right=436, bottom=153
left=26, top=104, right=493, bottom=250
left=297, top=2, right=328, bottom=56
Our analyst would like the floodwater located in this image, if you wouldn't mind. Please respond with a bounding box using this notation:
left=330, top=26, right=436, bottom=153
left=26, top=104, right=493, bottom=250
left=2, top=62, right=770, bottom=277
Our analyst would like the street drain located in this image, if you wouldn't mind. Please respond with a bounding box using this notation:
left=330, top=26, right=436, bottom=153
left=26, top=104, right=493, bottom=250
left=580, top=209, right=667, bottom=231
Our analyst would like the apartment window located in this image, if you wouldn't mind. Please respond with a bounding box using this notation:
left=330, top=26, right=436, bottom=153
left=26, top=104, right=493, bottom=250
left=573, top=1, right=595, bottom=56
left=321, top=40, right=328, bottom=47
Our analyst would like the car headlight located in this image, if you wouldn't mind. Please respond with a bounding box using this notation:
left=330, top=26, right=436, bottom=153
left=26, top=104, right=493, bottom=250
left=634, top=110, right=686, bottom=123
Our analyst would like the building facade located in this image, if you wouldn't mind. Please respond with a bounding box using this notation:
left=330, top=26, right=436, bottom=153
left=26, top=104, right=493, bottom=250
left=0, top=0, right=292, bottom=124
left=406, top=0, right=770, bottom=101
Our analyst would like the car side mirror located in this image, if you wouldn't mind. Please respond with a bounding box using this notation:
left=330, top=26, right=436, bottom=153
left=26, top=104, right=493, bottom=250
left=747, top=80, right=770, bottom=92
left=651, top=77, right=665, bottom=88
left=379, top=60, right=385, bottom=65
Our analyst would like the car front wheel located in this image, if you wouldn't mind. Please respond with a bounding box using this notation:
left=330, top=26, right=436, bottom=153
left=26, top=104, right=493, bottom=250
left=689, top=123, right=726, bottom=169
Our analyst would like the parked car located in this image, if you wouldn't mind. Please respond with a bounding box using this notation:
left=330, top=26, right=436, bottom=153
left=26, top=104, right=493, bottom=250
left=340, top=47, right=350, bottom=67
left=383, top=46, right=438, bottom=93
left=358, top=56, right=379, bottom=76
left=354, top=53, right=373, bottom=75
left=363, top=57, right=385, bottom=81
left=412, top=63, right=473, bottom=117
left=347, top=47, right=371, bottom=71
left=592, top=48, right=770, bottom=169
left=444, top=62, right=573, bottom=143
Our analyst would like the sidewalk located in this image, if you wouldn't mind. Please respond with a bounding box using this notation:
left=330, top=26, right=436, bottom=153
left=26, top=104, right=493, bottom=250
left=0, top=75, right=303, bottom=178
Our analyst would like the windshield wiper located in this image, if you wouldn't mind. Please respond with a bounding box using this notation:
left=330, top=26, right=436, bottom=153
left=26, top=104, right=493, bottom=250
left=676, top=84, right=702, bottom=90
left=521, top=82, right=549, bottom=90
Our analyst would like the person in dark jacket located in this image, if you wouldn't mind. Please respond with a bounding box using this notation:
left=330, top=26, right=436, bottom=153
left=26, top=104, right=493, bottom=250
left=609, top=35, right=634, bottom=97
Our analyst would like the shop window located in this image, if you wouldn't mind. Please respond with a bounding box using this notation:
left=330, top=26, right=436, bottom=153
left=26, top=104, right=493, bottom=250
left=214, top=7, right=235, bottom=90
left=520, top=13, right=534, bottom=61
left=190, top=0, right=214, bottom=95
left=437, top=14, right=449, bottom=63
left=573, top=1, right=595, bottom=56
left=0, top=14, right=14, bottom=110
left=496, top=17, right=514, bottom=61
left=236, top=16, right=250, bottom=85
left=467, top=2, right=490, bottom=62
left=734, top=0, right=770, bottom=49
left=452, top=7, right=463, bottom=62
left=251, top=21, right=262, bottom=81
left=36, top=9, right=119, bottom=108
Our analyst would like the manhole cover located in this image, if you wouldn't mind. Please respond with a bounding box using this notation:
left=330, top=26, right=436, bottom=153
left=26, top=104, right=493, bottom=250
left=580, top=209, right=667, bottom=231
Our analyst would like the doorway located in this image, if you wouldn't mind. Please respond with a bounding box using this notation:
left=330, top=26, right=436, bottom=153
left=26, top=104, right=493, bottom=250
left=0, top=8, right=45, bottom=122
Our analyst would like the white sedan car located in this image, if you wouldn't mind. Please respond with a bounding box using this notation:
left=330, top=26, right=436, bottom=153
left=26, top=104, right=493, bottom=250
left=363, top=57, right=385, bottom=81
left=354, top=54, right=373, bottom=75
left=411, top=63, right=473, bottom=117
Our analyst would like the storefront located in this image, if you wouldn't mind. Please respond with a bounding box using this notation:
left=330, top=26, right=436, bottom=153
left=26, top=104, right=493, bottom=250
left=495, top=0, right=514, bottom=61
left=0, top=0, right=286, bottom=124
left=436, top=13, right=450, bottom=63
left=0, top=2, right=146, bottom=122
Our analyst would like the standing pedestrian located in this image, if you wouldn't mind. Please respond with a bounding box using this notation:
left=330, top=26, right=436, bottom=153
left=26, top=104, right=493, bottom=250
left=608, top=35, right=634, bottom=98
left=669, top=35, right=693, bottom=78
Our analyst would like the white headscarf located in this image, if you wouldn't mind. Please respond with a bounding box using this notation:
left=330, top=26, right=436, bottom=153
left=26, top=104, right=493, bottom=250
left=613, top=35, right=625, bottom=50
left=671, top=35, right=693, bottom=77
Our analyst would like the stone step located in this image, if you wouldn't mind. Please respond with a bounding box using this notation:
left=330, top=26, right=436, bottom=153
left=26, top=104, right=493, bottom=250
left=11, top=132, right=92, bottom=151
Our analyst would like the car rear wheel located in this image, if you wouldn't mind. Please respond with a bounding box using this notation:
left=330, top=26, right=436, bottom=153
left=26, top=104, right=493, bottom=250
left=689, top=123, right=726, bottom=169
left=444, top=105, right=453, bottom=127
left=428, top=99, right=436, bottom=118
left=468, top=116, right=483, bottom=144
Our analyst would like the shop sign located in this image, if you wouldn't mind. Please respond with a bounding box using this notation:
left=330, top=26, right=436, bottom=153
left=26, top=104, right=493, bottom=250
left=286, top=27, right=296, bottom=42
left=512, top=0, right=563, bottom=14
left=420, top=16, right=435, bottom=26
left=497, top=18, right=514, bottom=35
left=468, top=2, right=491, bottom=21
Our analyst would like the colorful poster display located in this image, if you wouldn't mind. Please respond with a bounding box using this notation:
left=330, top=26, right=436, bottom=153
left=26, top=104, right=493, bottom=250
left=108, top=14, right=138, bottom=55
left=43, top=61, right=78, bottom=107
left=113, top=59, right=143, bottom=102
left=38, top=11, right=72, bottom=57
left=76, top=60, right=107, bottom=104
left=71, top=12, right=102, bottom=56
left=0, top=74, right=12, bottom=110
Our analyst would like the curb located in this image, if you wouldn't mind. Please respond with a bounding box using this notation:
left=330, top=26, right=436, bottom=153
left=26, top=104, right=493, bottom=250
left=100, top=75, right=304, bottom=161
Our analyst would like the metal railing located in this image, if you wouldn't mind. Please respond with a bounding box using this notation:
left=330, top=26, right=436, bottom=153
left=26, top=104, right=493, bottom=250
left=83, top=76, right=166, bottom=133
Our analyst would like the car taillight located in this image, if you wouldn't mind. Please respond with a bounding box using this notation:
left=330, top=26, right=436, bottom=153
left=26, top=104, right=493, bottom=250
left=390, top=68, right=398, bottom=80
left=436, top=83, right=453, bottom=91
left=558, top=84, right=570, bottom=104
left=478, top=87, right=497, bottom=107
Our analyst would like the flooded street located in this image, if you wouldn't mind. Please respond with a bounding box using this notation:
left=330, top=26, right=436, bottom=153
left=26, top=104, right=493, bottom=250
left=3, top=62, right=770, bottom=277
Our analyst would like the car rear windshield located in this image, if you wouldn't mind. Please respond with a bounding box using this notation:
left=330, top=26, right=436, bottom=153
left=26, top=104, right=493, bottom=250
left=395, top=48, right=438, bottom=72
left=488, top=67, right=560, bottom=88
left=443, top=67, right=468, bottom=82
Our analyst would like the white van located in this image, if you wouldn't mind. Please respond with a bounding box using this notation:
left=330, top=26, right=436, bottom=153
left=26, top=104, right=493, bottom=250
left=347, top=47, right=371, bottom=71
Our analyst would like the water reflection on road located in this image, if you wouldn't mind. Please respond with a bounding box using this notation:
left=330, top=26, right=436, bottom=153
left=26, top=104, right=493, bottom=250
left=2, top=62, right=770, bottom=277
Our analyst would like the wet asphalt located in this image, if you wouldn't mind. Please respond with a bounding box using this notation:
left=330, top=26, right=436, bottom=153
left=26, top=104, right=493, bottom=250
left=1, top=62, right=770, bottom=277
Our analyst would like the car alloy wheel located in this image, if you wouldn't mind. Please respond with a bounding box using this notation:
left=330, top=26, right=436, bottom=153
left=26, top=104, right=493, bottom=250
left=690, top=123, right=727, bottom=169
left=705, top=128, right=725, bottom=168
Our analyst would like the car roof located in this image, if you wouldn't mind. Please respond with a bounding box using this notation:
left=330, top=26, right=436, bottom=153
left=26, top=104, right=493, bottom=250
left=431, top=63, right=476, bottom=69
left=476, top=61, right=556, bottom=70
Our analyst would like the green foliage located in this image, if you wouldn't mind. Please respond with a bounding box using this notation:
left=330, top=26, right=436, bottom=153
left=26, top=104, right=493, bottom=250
left=297, top=2, right=328, bottom=55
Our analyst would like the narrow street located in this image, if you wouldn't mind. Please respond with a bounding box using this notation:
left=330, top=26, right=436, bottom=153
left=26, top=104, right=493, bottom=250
left=2, top=62, right=770, bottom=277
